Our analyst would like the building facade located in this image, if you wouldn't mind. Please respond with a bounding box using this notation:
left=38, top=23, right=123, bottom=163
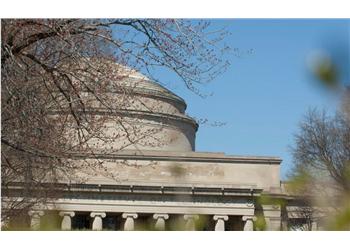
left=2, top=65, right=316, bottom=231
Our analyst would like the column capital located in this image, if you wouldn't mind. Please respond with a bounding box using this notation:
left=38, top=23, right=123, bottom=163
left=153, top=213, right=169, bottom=220
left=60, top=211, right=74, bottom=230
left=213, top=215, right=228, bottom=221
left=184, top=214, right=199, bottom=220
left=28, top=210, right=44, bottom=217
left=242, top=215, right=257, bottom=222
left=59, top=211, right=75, bottom=217
left=122, top=213, right=138, bottom=219
left=214, top=215, right=228, bottom=231
left=90, top=212, right=106, bottom=218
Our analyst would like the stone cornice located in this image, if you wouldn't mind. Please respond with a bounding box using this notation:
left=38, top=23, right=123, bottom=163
left=69, top=150, right=282, bottom=165
left=50, top=108, right=199, bottom=131
left=5, top=182, right=263, bottom=197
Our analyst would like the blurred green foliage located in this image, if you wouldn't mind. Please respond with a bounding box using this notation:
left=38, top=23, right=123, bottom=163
left=312, top=57, right=339, bottom=89
left=254, top=214, right=266, bottom=231
left=327, top=202, right=350, bottom=230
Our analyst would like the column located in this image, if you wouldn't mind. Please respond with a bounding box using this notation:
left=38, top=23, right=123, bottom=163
left=213, top=215, right=228, bottom=231
left=28, top=211, right=44, bottom=230
left=90, top=212, right=106, bottom=231
left=184, top=214, right=199, bottom=231
left=59, top=211, right=75, bottom=230
left=122, top=213, right=138, bottom=231
left=311, top=219, right=318, bottom=231
left=153, top=213, right=169, bottom=230
left=242, top=216, right=257, bottom=231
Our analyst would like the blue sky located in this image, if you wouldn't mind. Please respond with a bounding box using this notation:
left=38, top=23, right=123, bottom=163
left=153, top=19, right=350, bottom=180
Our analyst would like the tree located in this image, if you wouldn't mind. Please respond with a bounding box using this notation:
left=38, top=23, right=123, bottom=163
left=288, top=106, right=350, bottom=230
left=1, top=19, right=229, bottom=225
left=292, top=109, right=350, bottom=192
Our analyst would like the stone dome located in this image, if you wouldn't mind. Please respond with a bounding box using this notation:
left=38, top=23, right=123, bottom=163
left=78, top=63, right=198, bottom=152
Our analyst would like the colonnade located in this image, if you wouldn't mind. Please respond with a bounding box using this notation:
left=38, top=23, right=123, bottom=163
left=28, top=210, right=257, bottom=231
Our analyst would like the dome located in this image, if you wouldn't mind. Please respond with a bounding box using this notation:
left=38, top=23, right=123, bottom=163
left=109, top=64, right=188, bottom=113
left=74, top=62, right=199, bottom=152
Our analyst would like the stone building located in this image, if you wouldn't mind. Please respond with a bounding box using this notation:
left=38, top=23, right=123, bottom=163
left=2, top=64, right=316, bottom=231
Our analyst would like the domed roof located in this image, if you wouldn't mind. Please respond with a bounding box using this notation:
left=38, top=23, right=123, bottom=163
left=109, top=63, right=198, bottom=152
left=114, top=63, right=186, bottom=107
left=72, top=60, right=198, bottom=152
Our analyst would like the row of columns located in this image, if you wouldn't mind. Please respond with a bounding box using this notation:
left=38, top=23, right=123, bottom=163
left=28, top=210, right=257, bottom=231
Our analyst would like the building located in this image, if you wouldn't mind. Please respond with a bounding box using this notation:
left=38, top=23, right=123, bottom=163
left=2, top=64, right=316, bottom=231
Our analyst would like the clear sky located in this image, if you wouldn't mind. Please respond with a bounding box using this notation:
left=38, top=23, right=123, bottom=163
left=154, top=19, right=350, bottom=180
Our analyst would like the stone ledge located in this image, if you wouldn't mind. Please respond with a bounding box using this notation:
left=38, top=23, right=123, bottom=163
left=68, top=150, right=282, bottom=164
left=4, top=182, right=263, bottom=197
